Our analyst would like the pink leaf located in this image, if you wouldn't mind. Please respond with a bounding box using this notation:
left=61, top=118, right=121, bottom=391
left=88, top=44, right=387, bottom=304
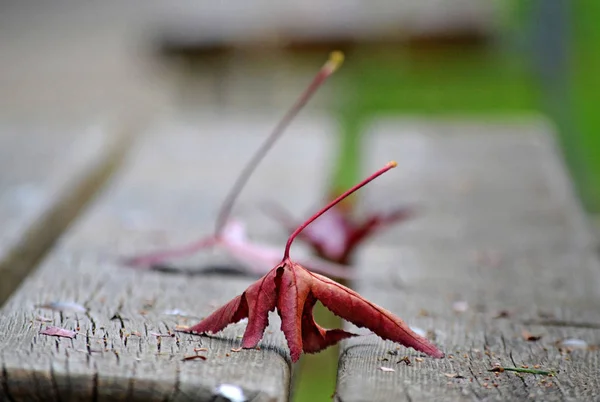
left=125, top=219, right=353, bottom=280
left=265, top=202, right=415, bottom=265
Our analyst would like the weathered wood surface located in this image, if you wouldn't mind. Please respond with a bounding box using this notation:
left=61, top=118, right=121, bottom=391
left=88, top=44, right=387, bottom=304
left=336, top=119, right=600, bottom=401
left=0, top=114, right=335, bottom=401
left=0, top=123, right=124, bottom=305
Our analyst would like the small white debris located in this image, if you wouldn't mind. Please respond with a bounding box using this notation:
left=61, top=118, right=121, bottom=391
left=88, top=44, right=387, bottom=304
left=559, top=338, right=588, bottom=349
left=214, top=383, right=246, bottom=402
left=452, top=301, right=469, bottom=313
left=379, top=366, right=395, bottom=372
left=409, top=326, right=427, bottom=338
left=37, top=301, right=86, bottom=313
left=162, top=309, right=192, bottom=317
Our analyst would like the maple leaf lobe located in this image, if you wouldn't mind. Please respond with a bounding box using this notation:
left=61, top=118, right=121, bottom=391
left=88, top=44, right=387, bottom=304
left=307, top=270, right=445, bottom=359
left=300, top=293, right=356, bottom=353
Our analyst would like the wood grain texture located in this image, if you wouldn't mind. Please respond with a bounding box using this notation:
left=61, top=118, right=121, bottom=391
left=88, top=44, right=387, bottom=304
left=335, top=118, right=600, bottom=401
left=0, top=122, right=125, bottom=305
left=0, top=113, right=336, bottom=401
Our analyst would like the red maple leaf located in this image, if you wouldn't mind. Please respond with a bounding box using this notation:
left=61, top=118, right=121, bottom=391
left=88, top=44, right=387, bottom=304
left=263, top=199, right=414, bottom=265
left=123, top=52, right=346, bottom=279
left=180, top=162, right=444, bottom=362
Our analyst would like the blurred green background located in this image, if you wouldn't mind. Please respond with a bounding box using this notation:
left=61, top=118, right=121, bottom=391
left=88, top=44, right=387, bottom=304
left=329, top=0, right=599, bottom=213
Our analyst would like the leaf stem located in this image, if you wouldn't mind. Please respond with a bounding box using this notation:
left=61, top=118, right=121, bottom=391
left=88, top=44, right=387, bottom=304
left=283, top=161, right=397, bottom=260
left=214, top=51, right=344, bottom=237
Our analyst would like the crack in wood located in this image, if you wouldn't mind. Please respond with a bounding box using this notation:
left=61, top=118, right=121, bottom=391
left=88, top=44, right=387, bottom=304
left=522, top=320, right=600, bottom=330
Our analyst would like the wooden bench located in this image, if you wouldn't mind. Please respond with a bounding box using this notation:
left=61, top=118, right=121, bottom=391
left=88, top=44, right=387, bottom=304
left=335, top=118, right=600, bottom=401
left=1, top=116, right=598, bottom=401
left=0, top=114, right=335, bottom=401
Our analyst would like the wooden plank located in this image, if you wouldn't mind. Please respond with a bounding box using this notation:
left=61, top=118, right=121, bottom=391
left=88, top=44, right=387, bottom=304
left=0, top=113, right=336, bottom=401
left=0, top=122, right=125, bottom=305
left=335, top=118, right=600, bottom=401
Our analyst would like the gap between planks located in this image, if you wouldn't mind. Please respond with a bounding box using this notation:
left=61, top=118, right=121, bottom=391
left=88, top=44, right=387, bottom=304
left=0, top=121, right=134, bottom=306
